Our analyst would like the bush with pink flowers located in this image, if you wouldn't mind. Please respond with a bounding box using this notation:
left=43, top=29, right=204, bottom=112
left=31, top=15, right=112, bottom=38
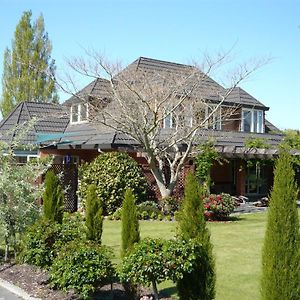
left=203, top=193, right=236, bottom=220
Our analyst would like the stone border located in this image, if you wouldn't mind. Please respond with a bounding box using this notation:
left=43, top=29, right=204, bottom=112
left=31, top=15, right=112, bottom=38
left=0, top=278, right=41, bottom=300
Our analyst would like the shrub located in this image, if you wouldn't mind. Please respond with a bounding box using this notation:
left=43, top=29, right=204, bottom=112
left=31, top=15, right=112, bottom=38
left=20, top=213, right=84, bottom=268
left=203, top=193, right=236, bottom=220
left=19, top=218, right=61, bottom=268
left=85, top=184, right=103, bottom=243
left=120, top=238, right=204, bottom=300
left=177, top=171, right=215, bottom=300
left=78, top=152, right=149, bottom=215
left=137, top=201, right=162, bottom=220
left=43, top=170, right=64, bottom=224
left=50, top=241, right=115, bottom=299
left=159, top=196, right=179, bottom=216
left=121, top=189, right=140, bottom=258
left=261, top=151, right=300, bottom=299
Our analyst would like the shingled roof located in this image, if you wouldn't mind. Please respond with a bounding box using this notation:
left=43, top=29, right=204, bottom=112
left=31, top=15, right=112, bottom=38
left=64, top=56, right=268, bottom=110
left=0, top=102, right=69, bottom=145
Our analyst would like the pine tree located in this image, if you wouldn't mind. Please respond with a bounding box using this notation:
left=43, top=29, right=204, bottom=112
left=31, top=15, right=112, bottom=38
left=1, top=10, right=58, bottom=117
left=261, top=151, right=300, bottom=300
left=43, top=170, right=64, bottom=224
left=85, top=184, right=103, bottom=243
left=177, top=171, right=215, bottom=300
left=121, top=189, right=140, bottom=258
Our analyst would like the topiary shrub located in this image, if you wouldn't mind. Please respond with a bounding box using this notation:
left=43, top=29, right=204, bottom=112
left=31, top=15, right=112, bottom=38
left=79, top=152, right=149, bottom=215
left=50, top=241, right=115, bottom=299
left=203, top=193, right=236, bottom=220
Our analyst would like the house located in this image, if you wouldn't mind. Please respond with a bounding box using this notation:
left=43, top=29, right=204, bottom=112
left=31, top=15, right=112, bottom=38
left=0, top=57, right=295, bottom=206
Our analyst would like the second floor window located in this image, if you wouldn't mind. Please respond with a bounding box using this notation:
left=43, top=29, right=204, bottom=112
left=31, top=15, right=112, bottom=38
left=241, top=109, right=264, bottom=133
left=163, top=104, right=222, bottom=130
left=70, top=103, right=88, bottom=124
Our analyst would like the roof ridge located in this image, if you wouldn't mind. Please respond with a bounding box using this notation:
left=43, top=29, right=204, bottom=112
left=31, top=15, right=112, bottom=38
left=0, top=102, right=23, bottom=129
left=138, top=56, right=192, bottom=68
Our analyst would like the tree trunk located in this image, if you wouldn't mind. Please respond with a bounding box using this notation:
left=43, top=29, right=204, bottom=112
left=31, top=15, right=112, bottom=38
left=152, top=280, right=159, bottom=300
left=149, top=164, right=173, bottom=199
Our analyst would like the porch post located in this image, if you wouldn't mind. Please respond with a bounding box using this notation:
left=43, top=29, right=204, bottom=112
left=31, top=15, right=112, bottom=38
left=236, top=159, right=246, bottom=196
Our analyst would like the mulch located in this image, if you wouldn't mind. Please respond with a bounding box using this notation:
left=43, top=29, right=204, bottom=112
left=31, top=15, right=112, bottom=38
left=0, top=263, right=173, bottom=299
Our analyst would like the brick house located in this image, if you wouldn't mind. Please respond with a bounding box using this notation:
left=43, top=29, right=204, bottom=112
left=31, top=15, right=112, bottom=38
left=0, top=57, right=295, bottom=206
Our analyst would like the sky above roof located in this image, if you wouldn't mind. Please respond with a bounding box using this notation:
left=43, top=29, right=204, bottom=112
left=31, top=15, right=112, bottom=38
left=0, top=0, right=299, bottom=130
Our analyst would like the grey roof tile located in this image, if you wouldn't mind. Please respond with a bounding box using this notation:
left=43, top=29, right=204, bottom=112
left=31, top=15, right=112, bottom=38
left=0, top=102, right=69, bottom=145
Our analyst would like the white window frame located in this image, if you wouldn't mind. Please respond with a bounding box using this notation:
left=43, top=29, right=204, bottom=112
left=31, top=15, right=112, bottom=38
left=205, top=105, right=222, bottom=130
left=70, top=103, right=89, bottom=124
left=241, top=109, right=264, bottom=133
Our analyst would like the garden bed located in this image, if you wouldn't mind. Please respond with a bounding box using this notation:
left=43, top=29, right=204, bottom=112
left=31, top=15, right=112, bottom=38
left=0, top=263, right=173, bottom=300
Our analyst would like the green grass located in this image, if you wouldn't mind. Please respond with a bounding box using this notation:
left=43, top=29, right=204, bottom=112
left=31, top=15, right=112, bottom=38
left=102, top=213, right=267, bottom=300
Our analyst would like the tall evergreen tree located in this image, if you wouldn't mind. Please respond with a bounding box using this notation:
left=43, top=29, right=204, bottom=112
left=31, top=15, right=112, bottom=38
left=177, top=171, right=215, bottom=300
left=85, top=184, right=103, bottom=243
left=121, top=189, right=140, bottom=258
left=261, top=151, right=300, bottom=300
left=43, top=170, right=64, bottom=224
left=1, top=10, right=58, bottom=117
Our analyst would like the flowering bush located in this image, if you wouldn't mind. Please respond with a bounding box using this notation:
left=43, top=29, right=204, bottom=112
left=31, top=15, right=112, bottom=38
left=203, top=193, right=236, bottom=220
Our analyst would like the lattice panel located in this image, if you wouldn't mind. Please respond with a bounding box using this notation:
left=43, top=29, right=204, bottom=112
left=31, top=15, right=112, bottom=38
left=141, top=164, right=194, bottom=200
left=49, top=164, right=78, bottom=212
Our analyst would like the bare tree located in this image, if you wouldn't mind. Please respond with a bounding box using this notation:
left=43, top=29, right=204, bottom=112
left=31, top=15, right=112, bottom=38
left=59, top=51, right=269, bottom=198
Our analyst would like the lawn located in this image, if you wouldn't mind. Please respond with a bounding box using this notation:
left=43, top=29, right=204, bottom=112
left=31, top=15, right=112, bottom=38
left=102, top=212, right=267, bottom=300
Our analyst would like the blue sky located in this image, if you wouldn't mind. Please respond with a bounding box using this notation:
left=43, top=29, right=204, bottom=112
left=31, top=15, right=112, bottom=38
left=0, top=0, right=299, bottom=129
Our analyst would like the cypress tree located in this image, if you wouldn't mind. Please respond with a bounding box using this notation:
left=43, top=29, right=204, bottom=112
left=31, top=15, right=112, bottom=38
left=121, top=189, right=140, bottom=258
left=261, top=151, right=300, bottom=299
left=43, top=170, right=64, bottom=224
left=1, top=10, right=58, bottom=117
left=177, top=171, right=215, bottom=300
left=85, top=184, right=103, bottom=243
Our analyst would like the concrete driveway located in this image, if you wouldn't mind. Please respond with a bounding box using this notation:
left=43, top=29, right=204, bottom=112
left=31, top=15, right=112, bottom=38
left=0, top=286, right=22, bottom=299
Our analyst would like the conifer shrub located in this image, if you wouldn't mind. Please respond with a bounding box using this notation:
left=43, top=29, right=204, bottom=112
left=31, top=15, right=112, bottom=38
left=261, top=151, right=300, bottom=299
left=121, top=189, right=140, bottom=258
left=43, top=170, right=64, bottom=224
left=79, top=152, right=149, bottom=215
left=85, top=184, right=103, bottom=243
left=177, top=171, right=215, bottom=300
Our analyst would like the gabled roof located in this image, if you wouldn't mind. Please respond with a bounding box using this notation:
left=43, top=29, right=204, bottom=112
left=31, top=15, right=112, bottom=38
left=63, top=78, right=111, bottom=106
left=0, top=102, right=69, bottom=145
left=64, top=56, right=269, bottom=110
left=225, top=87, right=268, bottom=110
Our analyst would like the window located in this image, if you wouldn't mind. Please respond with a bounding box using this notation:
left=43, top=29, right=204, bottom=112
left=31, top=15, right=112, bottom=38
left=70, top=103, right=88, bottom=124
left=241, top=109, right=264, bottom=133
left=193, top=105, right=222, bottom=130
left=163, top=104, right=222, bottom=130
left=206, top=106, right=222, bottom=130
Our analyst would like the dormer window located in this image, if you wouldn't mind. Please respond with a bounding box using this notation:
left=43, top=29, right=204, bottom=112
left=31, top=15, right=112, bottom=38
left=241, top=109, right=264, bottom=133
left=70, top=103, right=88, bottom=124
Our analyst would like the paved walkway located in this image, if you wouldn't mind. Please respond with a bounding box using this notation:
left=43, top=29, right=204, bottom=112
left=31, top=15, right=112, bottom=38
left=0, top=286, right=22, bottom=300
